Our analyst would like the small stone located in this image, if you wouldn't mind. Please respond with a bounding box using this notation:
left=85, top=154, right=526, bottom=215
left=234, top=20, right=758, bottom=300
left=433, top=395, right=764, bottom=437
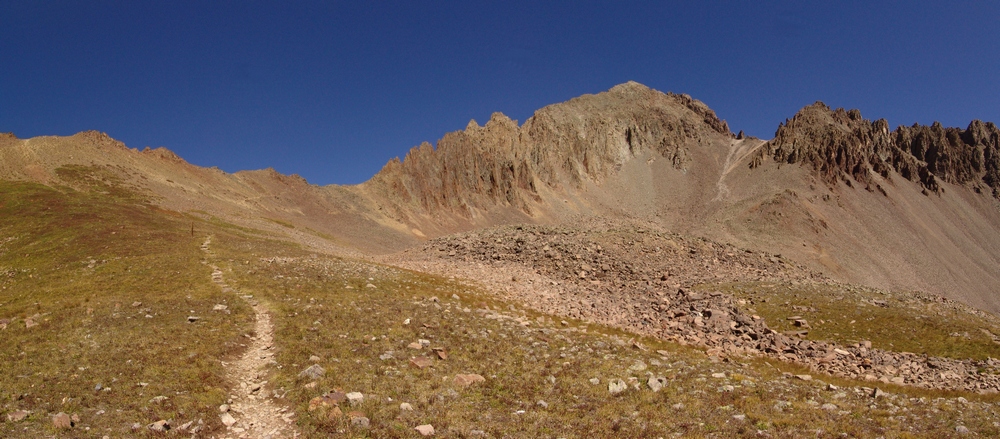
left=454, top=373, right=486, bottom=387
left=379, top=351, right=395, bottom=360
left=149, top=395, right=168, bottom=404
left=298, top=364, right=325, bottom=379
left=7, top=410, right=28, bottom=422
left=872, top=388, right=886, bottom=398
left=328, top=406, right=343, bottom=419
left=148, top=420, right=170, bottom=432
left=400, top=402, right=413, bottom=411
left=955, top=425, right=970, bottom=434
left=329, top=391, right=347, bottom=404
left=432, top=348, right=448, bottom=360
left=672, top=403, right=684, bottom=410
left=452, top=294, right=460, bottom=300
left=187, top=316, right=200, bottom=323
left=589, top=378, right=600, bottom=385
left=608, top=379, right=627, bottom=395
left=718, top=385, right=735, bottom=392
left=415, top=424, right=435, bottom=436
left=647, top=376, right=667, bottom=392
left=732, top=414, right=746, bottom=421
left=628, top=360, right=647, bottom=372
left=365, top=283, right=376, bottom=289
left=178, top=420, right=194, bottom=431
left=821, top=403, right=838, bottom=411
left=794, top=374, right=813, bottom=381
left=303, top=381, right=318, bottom=389
left=418, top=339, right=431, bottom=347
left=308, top=396, right=331, bottom=412
left=711, top=372, right=726, bottom=379
left=132, top=301, right=142, bottom=307
left=52, top=412, right=72, bottom=429
left=213, top=304, right=228, bottom=311
left=410, top=356, right=433, bottom=368
left=346, top=392, right=364, bottom=406
left=220, top=412, right=237, bottom=427
left=219, top=404, right=230, bottom=413
left=350, top=414, right=370, bottom=429
left=408, top=342, right=423, bottom=350
left=537, top=400, right=549, bottom=408
left=309, top=355, right=321, bottom=362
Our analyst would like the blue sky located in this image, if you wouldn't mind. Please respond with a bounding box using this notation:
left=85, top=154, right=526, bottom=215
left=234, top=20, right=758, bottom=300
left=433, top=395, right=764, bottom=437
left=2, top=1, right=998, bottom=185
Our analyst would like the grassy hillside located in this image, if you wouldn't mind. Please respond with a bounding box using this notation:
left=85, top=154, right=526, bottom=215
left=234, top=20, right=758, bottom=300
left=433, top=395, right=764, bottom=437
left=0, top=181, right=253, bottom=437
left=3, top=178, right=1000, bottom=438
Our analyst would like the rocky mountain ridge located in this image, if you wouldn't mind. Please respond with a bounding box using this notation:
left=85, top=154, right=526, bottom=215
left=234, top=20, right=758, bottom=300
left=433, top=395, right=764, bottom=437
left=753, top=102, right=1000, bottom=198
left=367, top=81, right=732, bottom=219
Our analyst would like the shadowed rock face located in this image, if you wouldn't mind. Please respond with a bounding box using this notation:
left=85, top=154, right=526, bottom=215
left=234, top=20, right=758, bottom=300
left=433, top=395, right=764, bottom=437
left=753, top=102, right=1000, bottom=197
left=366, top=81, right=732, bottom=218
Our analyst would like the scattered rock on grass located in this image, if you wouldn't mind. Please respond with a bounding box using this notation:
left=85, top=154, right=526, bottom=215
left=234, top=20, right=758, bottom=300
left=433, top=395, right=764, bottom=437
left=349, top=412, right=370, bottom=429
left=454, top=374, right=486, bottom=387
left=220, top=412, right=237, bottom=427
left=410, top=357, right=433, bottom=368
left=52, top=412, right=72, bottom=429
left=148, top=420, right=170, bottom=432
left=7, top=410, right=28, bottom=422
left=299, top=364, right=325, bottom=379
left=608, top=379, right=627, bottom=394
left=415, top=424, right=435, bottom=436
left=647, top=376, right=667, bottom=392
left=346, top=392, right=364, bottom=406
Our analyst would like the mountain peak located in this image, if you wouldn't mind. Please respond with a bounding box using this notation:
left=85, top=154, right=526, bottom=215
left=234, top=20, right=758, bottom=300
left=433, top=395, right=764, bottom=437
left=367, top=83, right=736, bottom=220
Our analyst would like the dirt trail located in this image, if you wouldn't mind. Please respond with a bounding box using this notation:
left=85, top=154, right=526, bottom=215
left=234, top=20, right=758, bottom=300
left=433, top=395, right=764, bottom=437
left=201, top=236, right=299, bottom=439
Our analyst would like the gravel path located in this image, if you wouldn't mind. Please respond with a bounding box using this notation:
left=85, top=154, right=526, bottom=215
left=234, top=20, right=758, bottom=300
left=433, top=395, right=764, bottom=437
left=202, top=236, right=299, bottom=439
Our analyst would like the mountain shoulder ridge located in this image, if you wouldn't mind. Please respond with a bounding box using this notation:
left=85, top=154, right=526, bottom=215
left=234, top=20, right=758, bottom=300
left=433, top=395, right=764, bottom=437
left=751, top=102, right=1000, bottom=197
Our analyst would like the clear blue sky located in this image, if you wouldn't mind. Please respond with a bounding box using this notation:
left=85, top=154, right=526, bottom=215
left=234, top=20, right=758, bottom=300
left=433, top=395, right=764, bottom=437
left=2, top=1, right=998, bottom=185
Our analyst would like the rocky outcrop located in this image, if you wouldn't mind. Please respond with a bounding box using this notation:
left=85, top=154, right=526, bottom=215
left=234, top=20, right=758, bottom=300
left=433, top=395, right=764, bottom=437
left=367, top=82, right=733, bottom=218
left=752, top=102, right=1000, bottom=197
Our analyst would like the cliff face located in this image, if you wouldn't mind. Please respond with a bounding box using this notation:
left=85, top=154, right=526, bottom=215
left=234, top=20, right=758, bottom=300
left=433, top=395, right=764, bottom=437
left=366, top=81, right=732, bottom=218
left=753, top=102, right=1000, bottom=197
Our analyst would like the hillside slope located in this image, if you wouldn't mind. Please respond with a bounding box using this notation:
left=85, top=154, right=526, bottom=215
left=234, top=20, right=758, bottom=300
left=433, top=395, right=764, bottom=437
left=3, top=83, right=1000, bottom=314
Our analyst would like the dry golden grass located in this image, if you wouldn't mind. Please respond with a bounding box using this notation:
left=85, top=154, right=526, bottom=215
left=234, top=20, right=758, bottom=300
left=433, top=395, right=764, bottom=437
left=212, top=235, right=1000, bottom=438
left=708, top=282, right=1000, bottom=361
left=0, top=180, right=253, bottom=437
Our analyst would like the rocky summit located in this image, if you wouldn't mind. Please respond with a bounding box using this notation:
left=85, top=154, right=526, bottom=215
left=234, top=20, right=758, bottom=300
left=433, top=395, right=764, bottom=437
left=4, top=82, right=1000, bottom=437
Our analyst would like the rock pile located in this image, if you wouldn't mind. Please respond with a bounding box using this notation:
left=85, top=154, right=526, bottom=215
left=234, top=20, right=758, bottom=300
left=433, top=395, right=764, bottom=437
left=411, top=222, right=1000, bottom=393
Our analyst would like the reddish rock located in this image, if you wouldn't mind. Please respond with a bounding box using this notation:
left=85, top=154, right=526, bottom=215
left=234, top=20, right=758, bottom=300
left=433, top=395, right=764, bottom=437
left=410, top=356, right=433, bottom=368
left=453, top=373, right=486, bottom=387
